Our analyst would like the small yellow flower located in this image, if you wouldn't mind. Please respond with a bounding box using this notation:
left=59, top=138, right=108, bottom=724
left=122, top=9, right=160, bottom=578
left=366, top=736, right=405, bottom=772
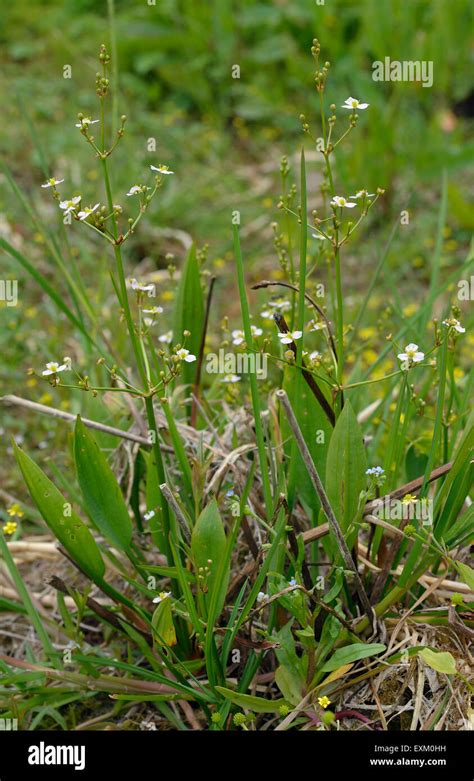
left=402, top=493, right=418, bottom=505
left=7, top=503, right=24, bottom=518
left=3, top=521, right=17, bottom=535
left=318, top=696, right=331, bottom=709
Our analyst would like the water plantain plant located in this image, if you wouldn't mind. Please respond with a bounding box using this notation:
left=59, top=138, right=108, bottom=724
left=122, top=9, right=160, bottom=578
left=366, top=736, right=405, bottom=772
left=0, top=40, right=472, bottom=732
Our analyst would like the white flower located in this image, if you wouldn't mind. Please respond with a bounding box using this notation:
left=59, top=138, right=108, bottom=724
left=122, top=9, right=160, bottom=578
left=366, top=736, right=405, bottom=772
left=256, top=591, right=268, bottom=603
left=143, top=317, right=156, bottom=327
left=143, top=306, right=163, bottom=315
left=442, top=317, right=465, bottom=334
left=128, top=278, right=156, bottom=296
left=278, top=330, right=302, bottom=345
left=41, top=177, right=64, bottom=189
left=42, top=361, right=69, bottom=376
left=158, top=330, right=173, bottom=344
left=152, top=591, right=171, bottom=604
left=231, top=324, right=262, bottom=344
left=126, top=185, right=148, bottom=197
left=261, top=300, right=291, bottom=319
left=63, top=356, right=72, bottom=370
left=59, top=196, right=81, bottom=215
left=330, top=195, right=356, bottom=209
left=350, top=190, right=375, bottom=199
left=75, top=117, right=99, bottom=128
left=150, top=164, right=174, bottom=175
left=309, top=319, right=326, bottom=332
left=309, top=351, right=321, bottom=362
left=312, top=231, right=327, bottom=240
left=144, top=509, right=155, bottom=521
left=176, top=348, right=196, bottom=363
left=341, top=97, right=369, bottom=110
left=221, top=374, right=241, bottom=383
left=397, top=343, right=425, bottom=368
left=271, top=299, right=291, bottom=312
left=78, top=203, right=100, bottom=221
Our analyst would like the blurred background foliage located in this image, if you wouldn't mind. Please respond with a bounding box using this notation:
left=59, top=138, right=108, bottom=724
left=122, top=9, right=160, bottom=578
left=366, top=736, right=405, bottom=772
left=0, top=0, right=473, bottom=488
left=1, top=0, right=473, bottom=239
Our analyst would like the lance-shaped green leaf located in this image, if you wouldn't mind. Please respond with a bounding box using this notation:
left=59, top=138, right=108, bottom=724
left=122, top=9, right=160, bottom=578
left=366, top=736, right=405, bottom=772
left=13, top=442, right=105, bottom=582
left=151, top=596, right=177, bottom=648
left=325, top=401, right=367, bottom=534
left=320, top=642, right=386, bottom=672
left=455, top=561, right=474, bottom=592
left=191, top=499, right=228, bottom=614
left=74, top=416, right=132, bottom=551
left=215, top=687, right=290, bottom=713
left=172, top=243, right=204, bottom=388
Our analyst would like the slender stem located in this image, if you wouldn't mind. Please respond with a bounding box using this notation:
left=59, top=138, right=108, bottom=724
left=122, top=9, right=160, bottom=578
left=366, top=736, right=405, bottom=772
left=233, top=224, right=273, bottom=518
left=145, top=396, right=171, bottom=562
left=107, top=0, right=119, bottom=136
left=334, top=243, right=343, bottom=390
left=100, top=156, right=147, bottom=385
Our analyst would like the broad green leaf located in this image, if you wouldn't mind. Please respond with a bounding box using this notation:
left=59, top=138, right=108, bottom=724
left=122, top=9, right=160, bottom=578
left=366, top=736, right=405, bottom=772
left=13, top=442, right=105, bottom=582
left=320, top=642, right=386, bottom=672
left=191, top=499, right=228, bottom=614
left=74, top=416, right=132, bottom=551
left=455, top=562, right=474, bottom=592
left=215, top=687, right=290, bottom=713
left=419, top=649, right=457, bottom=676
left=283, top=364, right=332, bottom=512
left=172, top=243, right=204, bottom=387
left=275, top=620, right=305, bottom=677
left=326, top=401, right=367, bottom=534
left=152, top=597, right=177, bottom=648
left=405, top=443, right=428, bottom=482
left=143, top=450, right=166, bottom=554
left=275, top=665, right=303, bottom=705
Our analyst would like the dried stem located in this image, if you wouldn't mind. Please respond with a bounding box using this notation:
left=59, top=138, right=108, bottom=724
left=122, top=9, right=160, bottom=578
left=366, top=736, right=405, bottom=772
left=276, top=389, right=376, bottom=632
